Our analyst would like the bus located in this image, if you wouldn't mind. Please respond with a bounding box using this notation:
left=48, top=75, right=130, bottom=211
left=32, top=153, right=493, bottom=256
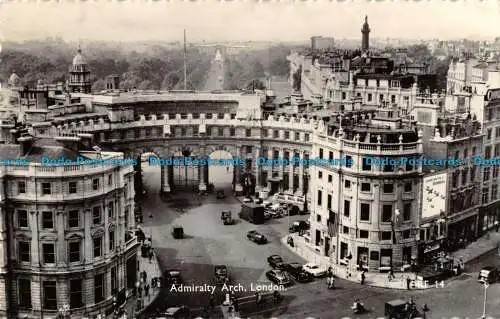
left=272, top=192, right=306, bottom=213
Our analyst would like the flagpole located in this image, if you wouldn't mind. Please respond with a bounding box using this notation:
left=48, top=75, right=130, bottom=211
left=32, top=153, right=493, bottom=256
left=183, top=29, right=187, bottom=90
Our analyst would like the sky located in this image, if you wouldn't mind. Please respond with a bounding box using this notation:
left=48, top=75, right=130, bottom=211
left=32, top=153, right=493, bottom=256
left=2, top=1, right=500, bottom=43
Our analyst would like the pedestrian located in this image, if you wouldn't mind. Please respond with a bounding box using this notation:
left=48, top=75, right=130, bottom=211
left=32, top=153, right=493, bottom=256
left=208, top=295, right=215, bottom=309
left=142, top=270, right=147, bottom=282
left=144, top=284, right=149, bottom=297
left=406, top=276, right=411, bottom=290
left=327, top=266, right=333, bottom=277
left=149, top=250, right=154, bottom=263
left=360, top=271, right=365, bottom=285
left=137, top=285, right=142, bottom=297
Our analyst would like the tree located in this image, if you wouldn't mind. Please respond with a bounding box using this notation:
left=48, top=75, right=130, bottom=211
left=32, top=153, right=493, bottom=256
left=92, top=79, right=106, bottom=92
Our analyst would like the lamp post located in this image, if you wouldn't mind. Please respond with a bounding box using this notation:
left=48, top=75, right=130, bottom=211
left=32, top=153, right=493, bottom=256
left=482, top=282, right=489, bottom=319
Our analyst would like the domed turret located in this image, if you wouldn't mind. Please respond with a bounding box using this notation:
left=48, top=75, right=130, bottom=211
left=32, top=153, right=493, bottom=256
left=68, top=47, right=92, bottom=93
left=7, top=72, right=21, bottom=88
left=72, top=48, right=87, bottom=66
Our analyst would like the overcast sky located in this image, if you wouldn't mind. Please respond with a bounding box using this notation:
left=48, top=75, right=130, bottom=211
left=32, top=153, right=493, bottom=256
left=2, top=1, right=500, bottom=42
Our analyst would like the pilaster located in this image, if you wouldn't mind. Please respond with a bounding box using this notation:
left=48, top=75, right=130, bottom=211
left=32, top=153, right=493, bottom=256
left=235, top=145, right=243, bottom=193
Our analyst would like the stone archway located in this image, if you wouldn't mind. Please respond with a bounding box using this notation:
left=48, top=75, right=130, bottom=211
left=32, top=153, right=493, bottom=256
left=170, top=146, right=203, bottom=191
left=207, top=148, right=234, bottom=192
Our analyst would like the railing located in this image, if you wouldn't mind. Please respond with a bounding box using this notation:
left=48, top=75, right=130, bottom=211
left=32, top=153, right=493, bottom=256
left=125, top=235, right=138, bottom=250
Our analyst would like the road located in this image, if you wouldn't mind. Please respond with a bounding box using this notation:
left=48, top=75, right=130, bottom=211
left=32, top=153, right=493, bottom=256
left=139, top=165, right=500, bottom=318
left=203, top=55, right=224, bottom=91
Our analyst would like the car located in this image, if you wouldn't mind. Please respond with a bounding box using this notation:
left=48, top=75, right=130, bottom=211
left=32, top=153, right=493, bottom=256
left=284, top=262, right=314, bottom=282
left=267, top=255, right=285, bottom=269
left=163, top=270, right=182, bottom=287
left=216, top=190, right=225, bottom=199
left=247, top=230, right=267, bottom=244
left=478, top=266, right=499, bottom=284
left=159, top=306, right=191, bottom=319
left=243, top=197, right=253, bottom=203
left=303, top=263, right=328, bottom=277
left=265, top=269, right=292, bottom=286
left=263, top=200, right=272, bottom=207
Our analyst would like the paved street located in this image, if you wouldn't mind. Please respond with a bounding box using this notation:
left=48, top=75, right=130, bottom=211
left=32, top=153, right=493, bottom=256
left=139, top=165, right=500, bottom=318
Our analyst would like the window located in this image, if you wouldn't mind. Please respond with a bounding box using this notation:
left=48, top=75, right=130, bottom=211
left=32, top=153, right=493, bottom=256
left=383, top=163, right=393, bottom=172
left=17, top=210, right=28, bottom=228
left=327, top=194, right=332, bottom=210
left=316, top=214, right=321, bottom=222
left=68, top=210, right=79, bottom=228
left=42, top=183, right=51, bottom=195
left=370, top=251, right=379, bottom=261
left=403, top=203, right=411, bottom=221
left=361, top=183, right=371, bottom=192
left=404, top=182, right=412, bottom=192
left=70, top=279, right=83, bottom=309
left=383, top=184, right=394, bottom=193
left=246, top=129, right=251, bottom=137
left=381, top=232, right=392, bottom=241
left=344, top=180, right=351, bottom=188
left=344, top=200, right=350, bottom=217
left=42, top=211, right=53, bottom=229
left=342, top=92, right=346, bottom=100
left=93, top=237, right=102, bottom=258
left=359, top=230, right=369, bottom=239
left=111, top=267, right=118, bottom=293
left=94, top=274, right=104, bottom=303
left=403, top=230, right=411, bottom=239
left=109, top=230, right=115, bottom=251
left=368, top=93, right=373, bottom=102
left=18, top=181, right=26, bottom=194
left=230, top=127, right=235, bottom=136
left=345, top=156, right=352, bottom=168
left=317, top=190, right=322, bottom=206
left=464, top=148, right=468, bottom=159
left=360, top=203, right=370, bottom=221
left=462, top=169, right=468, bottom=185
left=108, top=202, right=114, bottom=219
left=362, top=158, right=371, bottom=171
left=382, top=205, right=393, bottom=222
left=487, top=128, right=492, bottom=140
left=406, top=159, right=413, bottom=171
left=318, top=170, right=323, bottom=179
left=69, top=182, right=77, bottom=194
left=343, top=226, right=349, bottom=234
left=42, top=243, right=55, bottom=264
left=108, top=174, right=112, bottom=186
left=273, top=130, right=279, bottom=138
left=93, top=207, right=101, bottom=225
left=305, top=134, right=310, bottom=141
left=92, top=178, right=99, bottom=190
left=328, top=175, right=333, bottom=183
left=319, top=148, right=323, bottom=159
left=284, top=131, right=290, bottom=139
left=18, top=279, right=31, bottom=309
left=43, top=281, right=57, bottom=310
left=484, top=167, right=490, bottom=181
left=485, top=146, right=492, bottom=159
left=68, top=241, right=81, bottom=263
left=295, top=132, right=300, bottom=140
left=471, top=167, right=476, bottom=182
left=18, top=241, right=30, bottom=262
left=482, top=187, right=489, bottom=204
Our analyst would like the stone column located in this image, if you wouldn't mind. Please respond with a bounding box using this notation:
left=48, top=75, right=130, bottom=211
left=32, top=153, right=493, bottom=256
left=267, top=148, right=273, bottom=190
left=255, top=146, right=261, bottom=189
left=235, top=145, right=243, bottom=193
left=278, top=149, right=284, bottom=192
left=298, top=151, right=304, bottom=195
left=198, top=147, right=207, bottom=192
left=289, top=149, right=294, bottom=192
left=161, top=148, right=171, bottom=193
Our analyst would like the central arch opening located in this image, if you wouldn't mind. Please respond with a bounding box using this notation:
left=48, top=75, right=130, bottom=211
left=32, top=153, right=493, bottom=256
left=208, top=150, right=234, bottom=193
left=171, top=149, right=200, bottom=191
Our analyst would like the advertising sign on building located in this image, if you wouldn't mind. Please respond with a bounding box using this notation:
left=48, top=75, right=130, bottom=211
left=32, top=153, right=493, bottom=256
left=485, top=89, right=500, bottom=101
left=422, top=172, right=448, bottom=219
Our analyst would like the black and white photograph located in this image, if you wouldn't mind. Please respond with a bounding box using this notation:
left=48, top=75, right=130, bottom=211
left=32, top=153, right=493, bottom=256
left=0, top=1, right=500, bottom=318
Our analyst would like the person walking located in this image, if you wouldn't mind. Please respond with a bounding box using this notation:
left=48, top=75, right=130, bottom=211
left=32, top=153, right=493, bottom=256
left=406, top=276, right=412, bottom=290
left=144, top=284, right=150, bottom=297
left=360, top=271, right=366, bottom=285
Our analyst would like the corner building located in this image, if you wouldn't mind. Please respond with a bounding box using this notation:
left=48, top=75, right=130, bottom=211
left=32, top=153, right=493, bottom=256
left=0, top=133, right=138, bottom=318
left=310, top=110, right=423, bottom=271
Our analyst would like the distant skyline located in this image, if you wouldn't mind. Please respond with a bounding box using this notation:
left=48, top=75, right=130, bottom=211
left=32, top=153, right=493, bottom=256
left=2, top=1, right=500, bottom=43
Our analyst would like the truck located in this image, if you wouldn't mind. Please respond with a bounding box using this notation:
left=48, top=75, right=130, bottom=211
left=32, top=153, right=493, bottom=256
left=221, top=211, right=233, bottom=225
left=239, top=203, right=265, bottom=224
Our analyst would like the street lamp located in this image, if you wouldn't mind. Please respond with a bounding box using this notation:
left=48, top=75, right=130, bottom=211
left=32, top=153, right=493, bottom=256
left=481, top=282, right=489, bottom=319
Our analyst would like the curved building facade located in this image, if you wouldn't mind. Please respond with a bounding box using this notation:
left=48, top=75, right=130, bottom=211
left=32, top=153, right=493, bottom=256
left=0, top=134, right=138, bottom=318
left=310, top=111, right=423, bottom=271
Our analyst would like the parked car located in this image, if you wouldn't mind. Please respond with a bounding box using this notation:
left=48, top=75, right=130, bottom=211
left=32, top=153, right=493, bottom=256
left=289, top=220, right=310, bottom=233
left=159, top=306, right=191, bottom=319
left=478, top=266, right=499, bottom=284
left=267, top=255, right=285, bottom=269
left=216, top=190, right=225, bottom=199
left=265, top=269, right=292, bottom=286
left=284, top=262, right=313, bottom=282
left=172, top=225, right=184, bottom=239
left=163, top=270, right=182, bottom=287
left=247, top=230, right=268, bottom=244
left=303, top=263, right=328, bottom=277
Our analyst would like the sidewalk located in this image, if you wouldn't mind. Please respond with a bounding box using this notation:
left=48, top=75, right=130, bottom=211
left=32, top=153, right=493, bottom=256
left=283, top=230, right=500, bottom=290
left=116, top=248, right=162, bottom=318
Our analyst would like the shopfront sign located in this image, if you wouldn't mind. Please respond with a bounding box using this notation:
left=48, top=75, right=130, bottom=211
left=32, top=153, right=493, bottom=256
left=485, top=89, right=500, bottom=101
left=422, top=173, right=447, bottom=219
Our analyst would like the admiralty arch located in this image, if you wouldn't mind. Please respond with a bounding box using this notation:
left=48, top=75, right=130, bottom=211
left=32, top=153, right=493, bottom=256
left=28, top=92, right=319, bottom=197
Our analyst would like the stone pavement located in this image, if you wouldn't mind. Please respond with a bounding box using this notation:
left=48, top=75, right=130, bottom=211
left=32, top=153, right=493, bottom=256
left=111, top=248, right=162, bottom=319
left=283, top=230, right=500, bottom=290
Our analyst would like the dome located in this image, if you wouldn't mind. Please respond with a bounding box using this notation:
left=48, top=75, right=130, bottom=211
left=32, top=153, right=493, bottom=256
left=8, top=72, right=21, bottom=87
left=72, top=48, right=87, bottom=66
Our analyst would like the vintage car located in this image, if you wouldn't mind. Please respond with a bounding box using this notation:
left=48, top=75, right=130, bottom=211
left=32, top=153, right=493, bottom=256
left=221, top=211, right=233, bottom=225
left=172, top=225, right=184, bottom=239
left=247, top=230, right=268, bottom=244
left=384, top=299, right=419, bottom=319
left=214, top=265, right=229, bottom=284
left=216, top=190, right=226, bottom=199
left=267, top=255, right=285, bottom=269
left=164, top=270, right=182, bottom=287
